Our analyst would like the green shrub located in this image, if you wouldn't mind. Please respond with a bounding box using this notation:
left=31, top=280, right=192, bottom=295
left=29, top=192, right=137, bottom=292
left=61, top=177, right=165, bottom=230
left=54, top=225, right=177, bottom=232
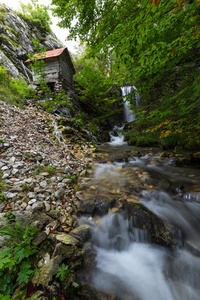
left=136, top=136, right=159, bottom=147
left=71, top=117, right=83, bottom=129
left=160, top=134, right=184, bottom=149
left=19, top=0, right=52, bottom=34
left=0, top=219, right=39, bottom=296
left=0, top=171, right=8, bottom=202
left=40, top=90, right=72, bottom=114
left=88, top=121, right=99, bottom=136
left=0, top=66, right=9, bottom=83
left=44, top=165, right=57, bottom=175
left=0, top=66, right=36, bottom=108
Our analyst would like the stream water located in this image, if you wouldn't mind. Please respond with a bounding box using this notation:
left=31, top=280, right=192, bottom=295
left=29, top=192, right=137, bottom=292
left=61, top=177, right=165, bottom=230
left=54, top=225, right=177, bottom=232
left=79, top=133, right=200, bottom=300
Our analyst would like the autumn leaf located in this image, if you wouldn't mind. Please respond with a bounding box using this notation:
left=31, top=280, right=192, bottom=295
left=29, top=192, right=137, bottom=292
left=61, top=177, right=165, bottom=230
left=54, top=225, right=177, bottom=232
left=149, top=0, right=161, bottom=7
left=198, top=0, right=200, bottom=6
left=192, top=30, right=199, bottom=38
left=155, top=0, right=162, bottom=6
left=173, top=0, right=187, bottom=12
left=149, top=0, right=155, bottom=7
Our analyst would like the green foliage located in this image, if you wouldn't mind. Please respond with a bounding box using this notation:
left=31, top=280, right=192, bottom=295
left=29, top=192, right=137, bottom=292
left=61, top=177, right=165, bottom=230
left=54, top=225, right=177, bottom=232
left=44, top=165, right=57, bottom=175
left=19, top=0, right=52, bottom=34
left=0, top=295, right=11, bottom=300
left=40, top=89, right=72, bottom=114
left=88, top=121, right=99, bottom=136
left=67, top=174, right=77, bottom=184
left=74, top=57, right=121, bottom=126
left=71, top=117, right=83, bottom=129
left=0, top=221, right=39, bottom=296
left=22, top=182, right=32, bottom=192
left=53, top=0, right=200, bottom=150
left=5, top=210, right=15, bottom=221
left=0, top=67, right=36, bottom=108
left=32, top=164, right=41, bottom=175
left=56, top=263, right=79, bottom=288
left=32, top=164, right=58, bottom=176
left=0, top=171, right=8, bottom=203
left=56, top=263, right=69, bottom=281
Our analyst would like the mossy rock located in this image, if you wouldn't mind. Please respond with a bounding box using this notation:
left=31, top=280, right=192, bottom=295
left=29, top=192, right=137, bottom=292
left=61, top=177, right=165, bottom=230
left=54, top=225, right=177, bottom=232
left=32, top=255, right=63, bottom=286
left=193, top=152, right=200, bottom=162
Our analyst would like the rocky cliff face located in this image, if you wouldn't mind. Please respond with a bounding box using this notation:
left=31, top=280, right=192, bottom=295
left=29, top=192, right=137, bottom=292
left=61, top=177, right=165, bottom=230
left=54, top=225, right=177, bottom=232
left=0, top=4, right=62, bottom=80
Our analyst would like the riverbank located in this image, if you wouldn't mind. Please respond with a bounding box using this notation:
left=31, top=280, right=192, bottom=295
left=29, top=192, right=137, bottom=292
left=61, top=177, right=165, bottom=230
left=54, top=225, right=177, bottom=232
left=1, top=99, right=200, bottom=299
left=0, top=100, right=95, bottom=298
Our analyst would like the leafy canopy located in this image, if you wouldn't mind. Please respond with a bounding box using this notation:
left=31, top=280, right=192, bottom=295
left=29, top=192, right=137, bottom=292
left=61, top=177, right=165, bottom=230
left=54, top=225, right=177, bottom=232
left=52, top=0, right=200, bottom=88
left=52, top=0, right=200, bottom=149
left=19, top=0, right=52, bottom=33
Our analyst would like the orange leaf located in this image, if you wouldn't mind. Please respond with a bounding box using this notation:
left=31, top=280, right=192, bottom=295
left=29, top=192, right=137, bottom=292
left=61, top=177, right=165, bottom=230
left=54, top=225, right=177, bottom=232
left=173, top=0, right=187, bottom=12
left=149, top=0, right=155, bottom=7
left=4, top=205, right=12, bottom=211
left=155, top=0, right=162, bottom=6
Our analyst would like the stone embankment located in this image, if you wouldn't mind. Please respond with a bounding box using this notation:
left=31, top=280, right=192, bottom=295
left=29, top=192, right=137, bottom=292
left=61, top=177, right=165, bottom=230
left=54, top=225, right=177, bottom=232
left=0, top=100, right=94, bottom=298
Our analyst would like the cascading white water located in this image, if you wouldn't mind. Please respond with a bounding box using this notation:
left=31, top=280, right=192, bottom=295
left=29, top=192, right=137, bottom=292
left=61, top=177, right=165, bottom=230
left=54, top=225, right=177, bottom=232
left=52, top=120, right=66, bottom=145
left=121, top=86, right=140, bottom=123
left=141, top=190, right=200, bottom=252
left=80, top=153, right=200, bottom=300
left=90, top=213, right=200, bottom=300
left=108, top=125, right=127, bottom=146
left=108, top=86, right=140, bottom=146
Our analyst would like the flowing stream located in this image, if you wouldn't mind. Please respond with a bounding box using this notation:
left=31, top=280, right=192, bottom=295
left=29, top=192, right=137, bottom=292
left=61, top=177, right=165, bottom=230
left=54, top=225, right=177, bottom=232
left=79, top=132, right=200, bottom=299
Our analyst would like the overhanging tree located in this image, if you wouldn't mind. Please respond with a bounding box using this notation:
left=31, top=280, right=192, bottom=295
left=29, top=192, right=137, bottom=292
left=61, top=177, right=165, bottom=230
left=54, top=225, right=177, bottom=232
left=52, top=0, right=200, bottom=149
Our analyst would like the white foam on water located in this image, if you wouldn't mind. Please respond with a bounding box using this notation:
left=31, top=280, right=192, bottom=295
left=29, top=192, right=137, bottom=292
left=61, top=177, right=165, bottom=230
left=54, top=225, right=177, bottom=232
left=109, top=125, right=127, bottom=146
left=90, top=214, right=200, bottom=300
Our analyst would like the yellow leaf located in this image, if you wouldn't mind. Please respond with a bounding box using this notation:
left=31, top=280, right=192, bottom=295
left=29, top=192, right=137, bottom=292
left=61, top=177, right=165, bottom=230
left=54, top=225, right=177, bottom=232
left=180, top=36, right=186, bottom=41
left=170, top=49, right=175, bottom=56
left=198, top=0, right=200, bottom=6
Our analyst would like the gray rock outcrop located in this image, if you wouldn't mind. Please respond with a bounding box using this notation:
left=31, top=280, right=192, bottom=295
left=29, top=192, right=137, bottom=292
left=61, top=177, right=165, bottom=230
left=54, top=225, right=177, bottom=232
left=0, top=4, right=62, bottom=80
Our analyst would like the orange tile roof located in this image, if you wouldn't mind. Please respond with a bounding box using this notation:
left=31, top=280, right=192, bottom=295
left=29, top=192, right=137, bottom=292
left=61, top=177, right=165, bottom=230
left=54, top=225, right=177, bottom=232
left=25, top=47, right=66, bottom=62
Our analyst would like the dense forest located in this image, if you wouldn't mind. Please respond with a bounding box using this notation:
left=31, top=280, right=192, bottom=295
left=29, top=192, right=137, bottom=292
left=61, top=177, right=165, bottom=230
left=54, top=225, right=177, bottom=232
left=0, top=0, right=200, bottom=150
left=52, top=0, right=200, bottom=150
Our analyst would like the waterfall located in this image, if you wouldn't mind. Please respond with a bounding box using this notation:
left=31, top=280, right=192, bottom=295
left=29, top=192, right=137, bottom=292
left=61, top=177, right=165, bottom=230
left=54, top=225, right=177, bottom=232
left=90, top=213, right=200, bottom=300
left=121, top=86, right=140, bottom=122
left=108, top=124, right=126, bottom=146
left=52, top=120, right=66, bottom=145
left=108, top=86, right=140, bottom=145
